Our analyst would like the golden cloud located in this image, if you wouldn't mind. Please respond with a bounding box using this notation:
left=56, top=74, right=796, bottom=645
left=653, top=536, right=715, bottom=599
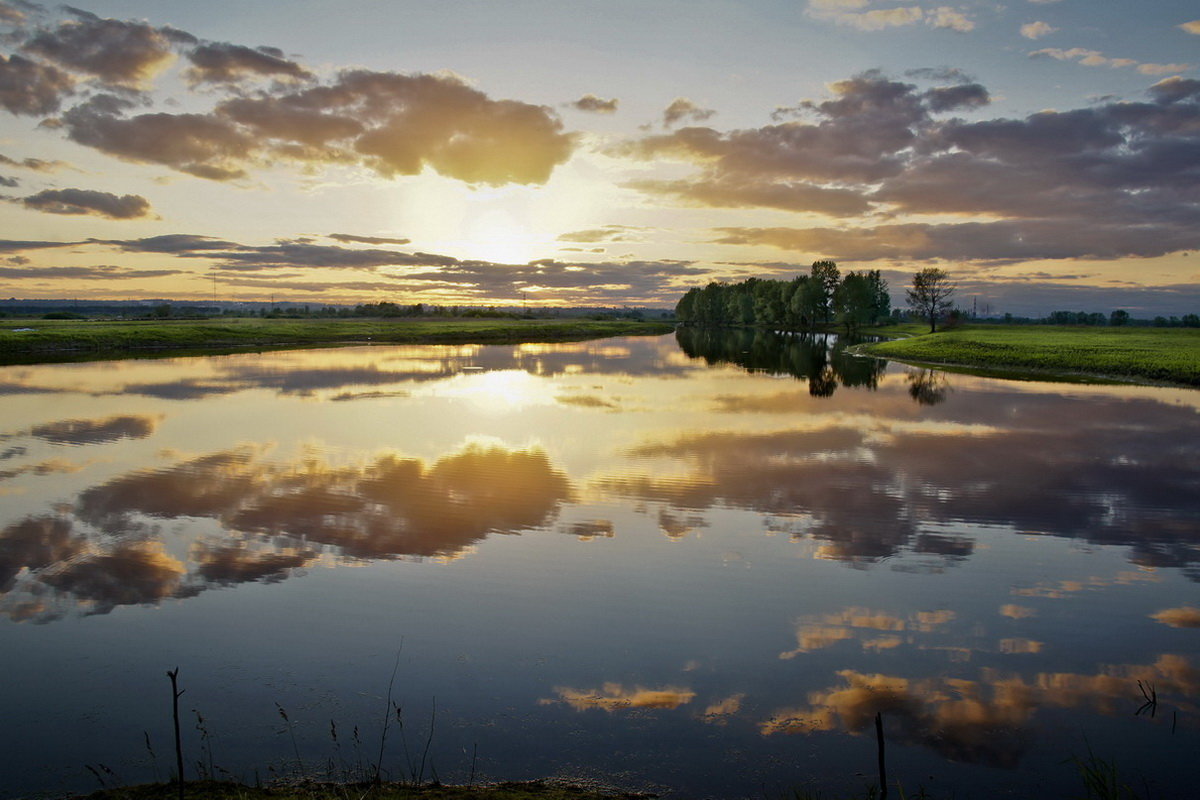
left=543, top=683, right=697, bottom=712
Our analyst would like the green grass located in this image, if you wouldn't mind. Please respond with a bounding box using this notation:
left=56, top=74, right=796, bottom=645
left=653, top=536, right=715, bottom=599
left=0, top=318, right=674, bottom=364
left=861, top=325, right=1200, bottom=386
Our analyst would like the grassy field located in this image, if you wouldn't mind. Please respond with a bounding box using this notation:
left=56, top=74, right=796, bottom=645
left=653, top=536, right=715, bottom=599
left=0, top=317, right=674, bottom=363
left=862, top=325, right=1200, bottom=386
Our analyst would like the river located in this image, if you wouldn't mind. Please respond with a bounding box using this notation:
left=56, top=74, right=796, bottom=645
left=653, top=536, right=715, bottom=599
left=0, top=330, right=1196, bottom=798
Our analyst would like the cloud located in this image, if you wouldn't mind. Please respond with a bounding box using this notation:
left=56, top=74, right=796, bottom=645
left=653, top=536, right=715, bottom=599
left=542, top=683, right=696, bottom=712
left=922, top=82, right=990, bottom=111
left=624, top=176, right=872, bottom=216
left=570, top=93, right=618, bottom=113
left=184, top=42, right=311, bottom=85
left=1020, top=21, right=1056, bottom=40
left=0, top=2, right=26, bottom=26
left=0, top=238, right=80, bottom=252
left=616, top=71, right=1200, bottom=262
left=663, top=97, right=715, bottom=127
left=1030, top=47, right=1189, bottom=75
left=1181, top=20, right=1200, bottom=35
left=780, top=607, right=955, bottom=657
left=1150, top=606, right=1200, bottom=628
left=62, top=95, right=255, bottom=180
left=26, top=414, right=159, bottom=445
left=0, top=153, right=68, bottom=171
left=599, top=359, right=1200, bottom=571
left=806, top=2, right=973, bottom=33
left=20, top=187, right=152, bottom=219
left=927, top=7, right=973, bottom=32
left=556, top=225, right=645, bottom=243
left=327, top=233, right=412, bottom=246
left=76, top=443, right=574, bottom=560
left=0, top=264, right=181, bottom=279
left=0, top=53, right=74, bottom=115
left=1137, top=62, right=1192, bottom=76
left=191, top=539, right=317, bottom=586
left=22, top=7, right=190, bottom=88
left=96, top=233, right=241, bottom=252
left=58, top=68, right=576, bottom=185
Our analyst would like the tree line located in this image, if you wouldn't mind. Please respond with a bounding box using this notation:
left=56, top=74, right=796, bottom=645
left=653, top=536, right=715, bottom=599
left=674, top=261, right=891, bottom=332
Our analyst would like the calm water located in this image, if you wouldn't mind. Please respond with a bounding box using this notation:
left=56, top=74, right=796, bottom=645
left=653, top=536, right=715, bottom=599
left=1, top=331, right=1197, bottom=798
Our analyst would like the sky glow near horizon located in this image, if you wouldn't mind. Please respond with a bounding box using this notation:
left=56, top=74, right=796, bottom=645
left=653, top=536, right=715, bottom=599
left=1, top=0, right=1199, bottom=315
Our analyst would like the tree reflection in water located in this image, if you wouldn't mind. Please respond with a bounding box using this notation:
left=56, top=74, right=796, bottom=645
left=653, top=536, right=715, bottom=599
left=675, top=327, right=887, bottom=397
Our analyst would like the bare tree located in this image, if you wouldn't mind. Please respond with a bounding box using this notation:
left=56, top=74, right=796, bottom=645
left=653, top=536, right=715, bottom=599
left=906, top=268, right=955, bottom=333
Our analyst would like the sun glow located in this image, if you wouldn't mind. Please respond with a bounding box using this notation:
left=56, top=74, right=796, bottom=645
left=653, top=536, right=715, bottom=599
left=461, top=209, right=544, bottom=264
left=433, top=369, right=556, bottom=413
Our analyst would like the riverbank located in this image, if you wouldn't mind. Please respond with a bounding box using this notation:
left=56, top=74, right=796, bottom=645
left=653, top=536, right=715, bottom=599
left=860, top=325, right=1200, bottom=386
left=70, top=780, right=650, bottom=800
left=0, top=318, right=675, bottom=364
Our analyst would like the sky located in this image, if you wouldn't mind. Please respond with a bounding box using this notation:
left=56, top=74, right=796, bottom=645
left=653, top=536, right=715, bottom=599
left=1, top=0, right=1199, bottom=316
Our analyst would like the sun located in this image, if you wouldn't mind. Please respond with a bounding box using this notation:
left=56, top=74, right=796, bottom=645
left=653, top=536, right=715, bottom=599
left=460, top=208, right=544, bottom=265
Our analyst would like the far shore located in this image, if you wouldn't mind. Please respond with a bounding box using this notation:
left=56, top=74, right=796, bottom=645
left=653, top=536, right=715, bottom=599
left=858, top=323, right=1200, bottom=387
left=0, top=317, right=675, bottom=366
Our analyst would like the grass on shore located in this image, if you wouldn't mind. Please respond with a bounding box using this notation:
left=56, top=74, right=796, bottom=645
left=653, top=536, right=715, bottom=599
left=0, top=317, right=674, bottom=363
left=70, top=780, right=649, bottom=800
left=862, top=324, right=1200, bottom=386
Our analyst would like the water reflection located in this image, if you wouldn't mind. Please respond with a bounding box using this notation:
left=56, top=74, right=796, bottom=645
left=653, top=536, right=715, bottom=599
left=0, top=334, right=1197, bottom=799
left=675, top=327, right=887, bottom=395
left=599, top=388, right=1200, bottom=572
left=761, top=653, right=1200, bottom=769
left=1, top=443, right=572, bottom=622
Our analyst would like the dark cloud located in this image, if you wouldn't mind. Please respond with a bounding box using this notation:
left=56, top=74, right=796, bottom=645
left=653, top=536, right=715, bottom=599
left=711, top=218, right=1200, bottom=261
left=40, top=539, right=185, bottom=614
left=185, top=42, right=311, bottom=85
left=327, top=233, right=412, bottom=246
left=22, top=7, right=189, bottom=87
left=0, top=174, right=15, bottom=186
left=0, top=264, right=180, bottom=279
left=27, top=414, right=158, bottom=445
left=1149, top=76, right=1200, bottom=105
left=0, top=516, right=84, bottom=592
left=922, top=83, right=989, bottom=112
left=20, top=187, right=152, bottom=218
left=570, top=93, right=618, bottom=113
left=191, top=539, right=316, bottom=585
left=663, top=97, right=715, bottom=127
left=0, top=53, right=73, bottom=114
left=205, top=241, right=460, bottom=270
left=59, top=68, right=576, bottom=185
left=0, top=238, right=79, bottom=252
left=96, top=233, right=240, bottom=252
left=625, top=176, right=871, bottom=216
left=61, top=95, right=255, bottom=180
left=618, top=71, right=1200, bottom=260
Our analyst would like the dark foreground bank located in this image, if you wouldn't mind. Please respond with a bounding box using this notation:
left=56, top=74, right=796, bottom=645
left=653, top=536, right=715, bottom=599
left=69, top=781, right=653, bottom=800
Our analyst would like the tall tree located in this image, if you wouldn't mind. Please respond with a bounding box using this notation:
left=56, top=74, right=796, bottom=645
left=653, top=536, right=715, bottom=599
left=810, top=260, right=841, bottom=324
left=906, top=268, right=955, bottom=333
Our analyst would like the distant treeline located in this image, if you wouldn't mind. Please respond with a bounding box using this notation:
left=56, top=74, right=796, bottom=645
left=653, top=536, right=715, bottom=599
left=675, top=261, right=891, bottom=332
left=1039, top=309, right=1200, bottom=327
